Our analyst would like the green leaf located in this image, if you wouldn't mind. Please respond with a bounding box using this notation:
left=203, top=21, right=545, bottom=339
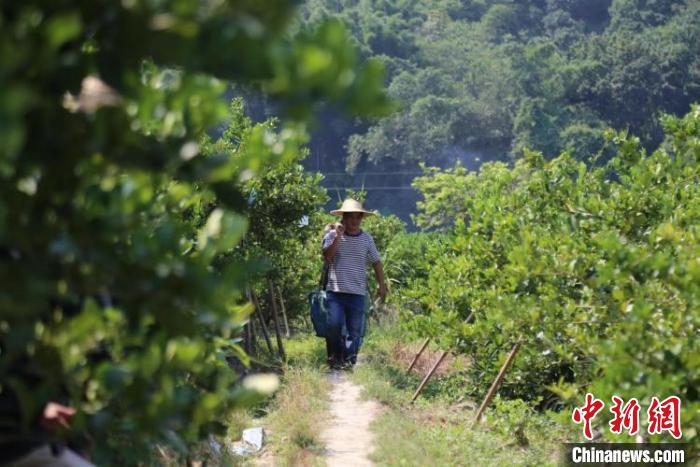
left=44, top=12, right=82, bottom=48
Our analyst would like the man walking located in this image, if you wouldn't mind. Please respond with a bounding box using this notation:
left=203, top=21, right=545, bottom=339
left=322, top=199, right=387, bottom=369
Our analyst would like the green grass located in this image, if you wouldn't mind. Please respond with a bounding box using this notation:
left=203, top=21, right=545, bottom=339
left=351, top=322, right=573, bottom=467
left=151, top=406, right=252, bottom=466
left=168, top=336, right=331, bottom=466
left=226, top=322, right=574, bottom=466
left=251, top=335, right=331, bottom=466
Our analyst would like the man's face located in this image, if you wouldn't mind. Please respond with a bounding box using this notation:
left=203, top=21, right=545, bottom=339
left=344, top=212, right=363, bottom=231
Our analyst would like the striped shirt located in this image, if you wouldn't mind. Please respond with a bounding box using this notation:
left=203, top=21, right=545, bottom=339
left=322, top=229, right=381, bottom=296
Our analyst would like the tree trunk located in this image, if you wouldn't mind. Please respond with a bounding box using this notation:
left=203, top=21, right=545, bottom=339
left=267, top=278, right=286, bottom=361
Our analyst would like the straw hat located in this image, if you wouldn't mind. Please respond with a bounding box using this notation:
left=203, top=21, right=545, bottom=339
left=330, top=198, right=376, bottom=216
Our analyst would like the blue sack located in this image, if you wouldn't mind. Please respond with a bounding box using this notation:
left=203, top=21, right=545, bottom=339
left=309, top=289, right=370, bottom=343
left=309, top=262, right=371, bottom=342
left=308, top=289, right=328, bottom=338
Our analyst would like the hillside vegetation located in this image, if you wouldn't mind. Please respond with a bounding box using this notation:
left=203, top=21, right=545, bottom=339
left=298, top=0, right=700, bottom=221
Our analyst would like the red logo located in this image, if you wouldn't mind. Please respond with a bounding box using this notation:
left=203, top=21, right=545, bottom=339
left=647, top=396, right=682, bottom=439
left=572, top=393, right=605, bottom=440
left=609, top=396, right=640, bottom=435
left=572, top=394, right=682, bottom=440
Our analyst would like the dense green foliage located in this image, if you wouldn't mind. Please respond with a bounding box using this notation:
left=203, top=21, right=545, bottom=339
left=395, top=108, right=699, bottom=448
left=295, top=0, right=700, bottom=225
left=0, top=0, right=388, bottom=461
left=198, top=97, right=331, bottom=330
left=306, top=0, right=700, bottom=165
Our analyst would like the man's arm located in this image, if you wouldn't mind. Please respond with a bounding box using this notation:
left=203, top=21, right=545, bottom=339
left=322, top=224, right=344, bottom=262
left=373, top=261, right=387, bottom=302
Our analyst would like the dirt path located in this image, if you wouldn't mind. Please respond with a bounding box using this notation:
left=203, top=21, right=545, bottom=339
left=320, top=371, right=381, bottom=467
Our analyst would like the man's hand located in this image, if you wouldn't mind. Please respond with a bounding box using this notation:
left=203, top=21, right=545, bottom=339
left=377, top=283, right=388, bottom=303
left=323, top=223, right=343, bottom=262
left=372, top=261, right=387, bottom=303
left=40, top=402, right=76, bottom=432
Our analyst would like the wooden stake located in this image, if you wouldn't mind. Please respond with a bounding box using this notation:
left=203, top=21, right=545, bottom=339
left=249, top=316, right=258, bottom=357
left=472, top=341, right=522, bottom=425
left=411, top=350, right=448, bottom=403
left=243, top=323, right=252, bottom=355
left=254, top=309, right=274, bottom=354
left=249, top=288, right=264, bottom=319
left=267, top=279, right=286, bottom=361
left=406, top=338, right=431, bottom=374
left=248, top=288, right=274, bottom=355
left=276, top=284, right=291, bottom=337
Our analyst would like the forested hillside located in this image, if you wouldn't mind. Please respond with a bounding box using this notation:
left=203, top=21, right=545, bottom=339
left=296, top=0, right=700, bottom=224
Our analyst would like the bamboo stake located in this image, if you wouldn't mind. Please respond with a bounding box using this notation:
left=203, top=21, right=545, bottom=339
left=276, top=284, right=291, bottom=337
left=406, top=338, right=431, bottom=374
left=411, top=350, right=448, bottom=403
left=267, top=279, right=286, bottom=361
left=249, top=288, right=264, bottom=319
left=248, top=288, right=274, bottom=355
left=243, top=323, right=252, bottom=355
left=254, top=309, right=274, bottom=354
left=472, top=341, right=522, bottom=426
left=249, top=315, right=258, bottom=357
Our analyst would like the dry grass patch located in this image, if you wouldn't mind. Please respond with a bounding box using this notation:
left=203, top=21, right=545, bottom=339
left=391, top=340, right=471, bottom=378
